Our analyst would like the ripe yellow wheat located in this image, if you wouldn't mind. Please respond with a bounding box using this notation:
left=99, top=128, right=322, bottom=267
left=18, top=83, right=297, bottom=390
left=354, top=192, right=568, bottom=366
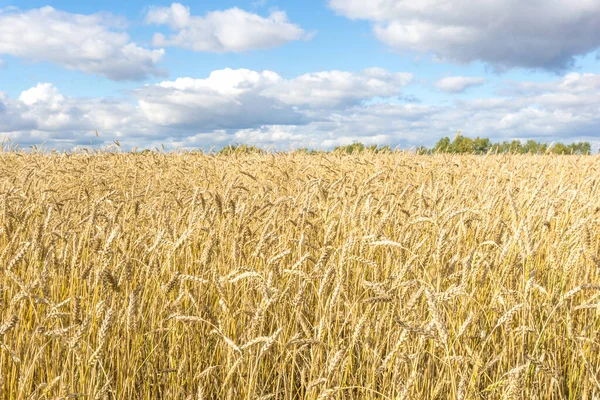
left=0, top=150, right=599, bottom=399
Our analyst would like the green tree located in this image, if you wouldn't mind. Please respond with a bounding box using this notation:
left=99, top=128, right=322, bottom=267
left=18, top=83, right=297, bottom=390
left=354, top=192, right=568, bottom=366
left=524, top=140, right=541, bottom=154
left=473, top=137, right=492, bottom=154
left=433, top=137, right=451, bottom=153
left=217, top=144, right=264, bottom=155
left=295, top=147, right=319, bottom=155
left=568, top=142, right=591, bottom=155
left=334, top=143, right=365, bottom=154
left=551, top=143, right=569, bottom=154
left=416, top=146, right=431, bottom=155
left=369, top=145, right=392, bottom=153
left=508, top=140, right=524, bottom=154
left=334, top=143, right=392, bottom=154
left=450, top=136, right=474, bottom=153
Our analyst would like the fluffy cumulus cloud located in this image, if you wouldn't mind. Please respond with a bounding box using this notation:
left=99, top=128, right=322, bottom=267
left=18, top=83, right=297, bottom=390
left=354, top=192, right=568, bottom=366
left=19, top=83, right=65, bottom=107
left=0, top=6, right=165, bottom=80
left=133, top=69, right=308, bottom=129
left=261, top=68, right=413, bottom=107
left=146, top=3, right=309, bottom=52
left=0, top=68, right=411, bottom=147
left=435, top=76, right=486, bottom=93
left=2, top=71, right=600, bottom=150
left=132, top=68, right=412, bottom=129
left=328, top=0, right=600, bottom=71
left=0, top=83, right=153, bottom=148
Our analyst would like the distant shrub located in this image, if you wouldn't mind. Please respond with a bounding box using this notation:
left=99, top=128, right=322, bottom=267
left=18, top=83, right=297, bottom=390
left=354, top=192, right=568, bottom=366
left=294, top=147, right=321, bottom=155
left=334, top=143, right=392, bottom=154
left=217, top=144, right=265, bottom=155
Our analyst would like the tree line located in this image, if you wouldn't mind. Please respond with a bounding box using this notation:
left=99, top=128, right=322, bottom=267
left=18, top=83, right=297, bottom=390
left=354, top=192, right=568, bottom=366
left=332, top=136, right=592, bottom=155
left=214, top=135, right=593, bottom=155
left=421, top=134, right=591, bottom=155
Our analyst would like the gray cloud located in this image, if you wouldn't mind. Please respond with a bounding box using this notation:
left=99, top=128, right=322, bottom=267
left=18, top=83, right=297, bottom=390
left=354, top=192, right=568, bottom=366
left=2, top=71, right=600, bottom=151
left=397, top=94, right=421, bottom=104
left=329, top=0, right=600, bottom=71
left=132, top=68, right=412, bottom=131
left=435, top=76, right=486, bottom=93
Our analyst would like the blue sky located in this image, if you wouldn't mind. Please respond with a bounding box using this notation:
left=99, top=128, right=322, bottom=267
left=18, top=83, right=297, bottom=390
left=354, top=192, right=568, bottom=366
left=1, top=0, right=599, bottom=150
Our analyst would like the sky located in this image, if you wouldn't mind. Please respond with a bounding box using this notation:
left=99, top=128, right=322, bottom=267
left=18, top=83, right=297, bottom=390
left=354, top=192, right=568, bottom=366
left=1, top=0, right=600, bottom=151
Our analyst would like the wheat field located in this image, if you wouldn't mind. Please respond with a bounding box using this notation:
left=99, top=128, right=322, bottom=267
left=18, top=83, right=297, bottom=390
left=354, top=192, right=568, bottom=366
left=0, top=150, right=599, bottom=399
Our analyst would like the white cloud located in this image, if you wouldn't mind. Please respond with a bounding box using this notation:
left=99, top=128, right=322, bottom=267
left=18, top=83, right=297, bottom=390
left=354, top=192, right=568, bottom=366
left=0, top=6, right=165, bottom=80
left=2, top=71, right=600, bottom=151
left=134, top=69, right=305, bottom=129
left=146, top=3, right=308, bottom=52
left=219, top=103, right=436, bottom=150
left=262, top=68, right=413, bottom=107
left=133, top=68, right=412, bottom=128
left=19, top=83, right=64, bottom=107
left=328, top=0, right=600, bottom=71
left=435, top=76, right=486, bottom=93
left=0, top=83, right=152, bottom=148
